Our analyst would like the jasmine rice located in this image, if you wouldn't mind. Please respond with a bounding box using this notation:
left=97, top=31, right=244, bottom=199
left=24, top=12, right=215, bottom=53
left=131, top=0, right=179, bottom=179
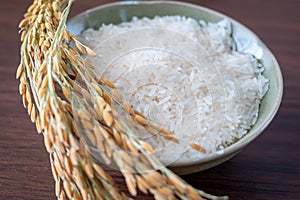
left=81, top=16, right=269, bottom=165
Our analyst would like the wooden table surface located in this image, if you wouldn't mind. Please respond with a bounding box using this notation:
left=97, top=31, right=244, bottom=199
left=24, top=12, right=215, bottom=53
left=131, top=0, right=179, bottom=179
left=1, top=0, right=299, bottom=199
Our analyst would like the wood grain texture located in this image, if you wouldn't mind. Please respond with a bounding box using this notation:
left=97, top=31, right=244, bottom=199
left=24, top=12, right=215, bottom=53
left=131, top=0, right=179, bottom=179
left=0, top=0, right=299, bottom=199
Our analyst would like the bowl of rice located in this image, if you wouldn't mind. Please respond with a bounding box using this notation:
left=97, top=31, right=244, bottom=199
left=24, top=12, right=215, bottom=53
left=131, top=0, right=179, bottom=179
left=68, top=1, right=283, bottom=174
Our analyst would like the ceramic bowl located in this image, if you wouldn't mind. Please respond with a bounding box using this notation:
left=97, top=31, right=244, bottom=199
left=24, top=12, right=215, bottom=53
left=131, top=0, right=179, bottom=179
left=67, top=1, right=283, bottom=175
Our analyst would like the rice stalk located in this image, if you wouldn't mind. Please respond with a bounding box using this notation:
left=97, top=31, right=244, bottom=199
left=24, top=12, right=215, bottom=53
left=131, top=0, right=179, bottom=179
left=17, top=0, right=228, bottom=200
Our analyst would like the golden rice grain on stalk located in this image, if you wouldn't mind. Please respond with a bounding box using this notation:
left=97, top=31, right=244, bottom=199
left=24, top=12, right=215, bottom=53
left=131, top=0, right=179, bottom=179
left=107, top=137, right=117, bottom=148
left=150, top=186, right=173, bottom=198
left=35, top=76, right=42, bottom=90
left=110, top=89, right=121, bottom=101
left=69, top=134, right=79, bottom=151
left=140, top=141, right=155, bottom=153
left=60, top=101, right=72, bottom=113
left=52, top=2, right=59, bottom=12
left=120, top=134, right=129, bottom=150
left=21, top=30, right=27, bottom=41
left=103, top=110, right=113, bottom=126
left=92, top=163, right=109, bottom=182
left=99, top=126, right=110, bottom=139
left=80, top=187, right=89, bottom=200
left=141, top=173, right=162, bottom=188
left=53, top=56, right=61, bottom=73
left=39, top=108, right=47, bottom=128
left=124, top=173, right=137, bottom=196
left=95, top=139, right=105, bottom=153
left=103, top=92, right=113, bottom=105
left=25, top=88, right=32, bottom=103
left=38, top=62, right=47, bottom=74
left=73, top=168, right=84, bottom=189
left=113, top=119, right=123, bottom=133
left=120, top=151, right=133, bottom=166
left=54, top=156, right=64, bottom=178
left=73, top=190, right=82, bottom=200
left=121, top=162, right=134, bottom=173
left=22, top=94, right=28, bottom=108
left=112, top=128, right=122, bottom=146
left=127, top=115, right=139, bottom=129
left=63, top=156, right=72, bottom=174
left=78, top=109, right=91, bottom=121
left=51, top=46, right=58, bottom=58
left=154, top=124, right=169, bottom=135
left=86, top=46, right=97, bottom=56
left=43, top=39, right=50, bottom=48
left=147, top=172, right=166, bottom=188
left=144, top=125, right=157, bottom=136
left=85, top=130, right=96, bottom=146
left=150, top=171, right=165, bottom=184
left=27, top=3, right=35, bottom=13
left=20, top=73, right=26, bottom=84
left=134, top=114, right=148, bottom=126
left=187, top=186, right=203, bottom=200
left=102, top=77, right=116, bottom=89
left=70, top=148, right=78, bottom=166
left=138, top=155, right=152, bottom=170
left=32, top=5, right=40, bottom=15
left=27, top=102, right=33, bottom=115
left=126, top=140, right=138, bottom=154
left=93, top=125, right=103, bottom=139
left=24, top=12, right=31, bottom=18
left=84, top=162, right=94, bottom=178
left=75, top=41, right=86, bottom=54
left=32, top=72, right=38, bottom=82
left=100, top=152, right=111, bottom=165
left=67, top=50, right=78, bottom=64
left=57, top=126, right=67, bottom=143
left=67, top=45, right=80, bottom=57
left=136, top=175, right=149, bottom=194
left=92, top=83, right=103, bottom=97
left=35, top=117, right=42, bottom=133
left=63, top=180, right=73, bottom=199
left=55, top=138, right=66, bottom=156
left=162, top=134, right=179, bottom=143
left=16, top=64, right=23, bottom=79
left=30, top=104, right=36, bottom=122
left=104, top=142, right=112, bottom=158
left=81, top=88, right=90, bottom=101
left=30, top=15, right=38, bottom=24
left=190, top=143, right=206, bottom=153
left=38, top=87, right=47, bottom=100
left=166, top=174, right=186, bottom=194
left=153, top=193, right=167, bottom=200
left=39, top=36, right=45, bottom=46
left=80, top=118, right=93, bottom=131
left=123, top=101, right=134, bottom=115
left=59, top=191, right=67, bottom=200
left=19, top=19, right=29, bottom=29
left=51, top=162, right=59, bottom=182
left=63, top=30, right=71, bottom=41
left=47, top=31, right=55, bottom=40
left=44, top=131, right=53, bottom=153
left=55, top=178, right=62, bottom=197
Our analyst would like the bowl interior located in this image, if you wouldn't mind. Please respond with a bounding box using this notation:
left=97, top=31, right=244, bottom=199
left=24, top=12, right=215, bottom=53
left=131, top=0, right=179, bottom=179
left=67, top=1, right=283, bottom=170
